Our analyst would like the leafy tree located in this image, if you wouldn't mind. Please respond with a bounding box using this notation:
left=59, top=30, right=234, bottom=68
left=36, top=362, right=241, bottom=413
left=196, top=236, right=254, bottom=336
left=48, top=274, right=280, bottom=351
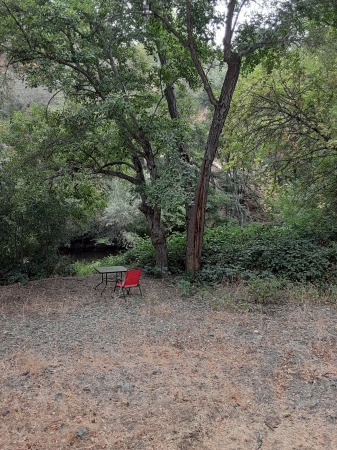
left=97, top=178, right=148, bottom=248
left=223, top=26, right=337, bottom=233
left=141, top=0, right=330, bottom=273
left=0, top=0, right=331, bottom=275
left=0, top=106, right=102, bottom=281
left=0, top=0, right=188, bottom=271
left=285, top=0, right=337, bottom=28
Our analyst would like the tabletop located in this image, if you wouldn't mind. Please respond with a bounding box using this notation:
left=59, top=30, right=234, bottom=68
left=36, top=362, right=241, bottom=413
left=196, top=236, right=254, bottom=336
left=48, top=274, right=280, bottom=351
left=95, top=266, right=128, bottom=274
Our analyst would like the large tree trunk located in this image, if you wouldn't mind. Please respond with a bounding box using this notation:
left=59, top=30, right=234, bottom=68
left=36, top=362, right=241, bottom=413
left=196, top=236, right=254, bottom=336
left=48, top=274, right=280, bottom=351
left=185, top=55, right=241, bottom=274
left=140, top=201, right=168, bottom=272
left=148, top=208, right=168, bottom=272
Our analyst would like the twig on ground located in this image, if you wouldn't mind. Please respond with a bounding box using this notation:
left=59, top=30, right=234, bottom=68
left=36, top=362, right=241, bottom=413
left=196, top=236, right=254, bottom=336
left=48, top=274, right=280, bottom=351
left=256, top=431, right=263, bottom=450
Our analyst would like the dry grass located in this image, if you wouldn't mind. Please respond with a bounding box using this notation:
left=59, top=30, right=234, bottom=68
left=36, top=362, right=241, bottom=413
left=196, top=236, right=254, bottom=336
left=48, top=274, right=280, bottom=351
left=1, top=276, right=337, bottom=449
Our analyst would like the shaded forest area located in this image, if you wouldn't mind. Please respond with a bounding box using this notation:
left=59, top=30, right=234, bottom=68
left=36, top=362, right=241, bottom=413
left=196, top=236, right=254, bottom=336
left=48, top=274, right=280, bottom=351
left=1, top=1, right=337, bottom=289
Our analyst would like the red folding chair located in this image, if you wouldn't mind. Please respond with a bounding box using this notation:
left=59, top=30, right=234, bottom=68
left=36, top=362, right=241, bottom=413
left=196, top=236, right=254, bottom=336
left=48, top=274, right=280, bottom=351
left=114, top=269, right=142, bottom=297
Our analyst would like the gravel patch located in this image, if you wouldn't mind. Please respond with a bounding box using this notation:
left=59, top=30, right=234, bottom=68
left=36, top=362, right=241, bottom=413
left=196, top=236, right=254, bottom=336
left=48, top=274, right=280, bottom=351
left=1, top=275, right=337, bottom=449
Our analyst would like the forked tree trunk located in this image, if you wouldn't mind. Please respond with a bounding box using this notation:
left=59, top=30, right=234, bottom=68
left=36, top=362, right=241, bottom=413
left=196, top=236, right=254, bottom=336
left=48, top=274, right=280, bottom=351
left=185, top=55, right=241, bottom=274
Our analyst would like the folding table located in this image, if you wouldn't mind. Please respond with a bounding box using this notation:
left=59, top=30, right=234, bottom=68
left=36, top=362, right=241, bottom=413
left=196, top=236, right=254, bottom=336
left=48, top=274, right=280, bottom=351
left=94, top=266, right=128, bottom=295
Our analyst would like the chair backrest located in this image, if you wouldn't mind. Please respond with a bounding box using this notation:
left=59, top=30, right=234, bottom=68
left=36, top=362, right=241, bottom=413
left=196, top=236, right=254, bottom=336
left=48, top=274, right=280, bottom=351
left=124, top=269, right=142, bottom=286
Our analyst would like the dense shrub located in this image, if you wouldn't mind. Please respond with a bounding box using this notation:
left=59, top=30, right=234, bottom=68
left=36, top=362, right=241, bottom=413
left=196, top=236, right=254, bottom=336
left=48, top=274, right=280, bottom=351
left=102, top=233, right=186, bottom=275
left=166, top=233, right=186, bottom=273
left=0, top=194, right=76, bottom=284
left=240, top=275, right=288, bottom=304
left=199, top=224, right=337, bottom=284
left=74, top=223, right=337, bottom=286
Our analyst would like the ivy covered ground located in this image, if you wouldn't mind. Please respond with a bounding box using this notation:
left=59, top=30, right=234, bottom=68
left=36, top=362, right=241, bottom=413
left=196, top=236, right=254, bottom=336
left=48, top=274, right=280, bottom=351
left=1, top=275, right=337, bottom=449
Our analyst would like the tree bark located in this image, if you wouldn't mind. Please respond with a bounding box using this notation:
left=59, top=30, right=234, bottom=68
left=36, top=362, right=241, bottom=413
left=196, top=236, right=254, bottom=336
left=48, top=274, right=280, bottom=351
left=158, top=51, right=190, bottom=162
left=185, top=54, right=241, bottom=274
left=140, top=201, right=168, bottom=272
left=130, top=152, right=168, bottom=273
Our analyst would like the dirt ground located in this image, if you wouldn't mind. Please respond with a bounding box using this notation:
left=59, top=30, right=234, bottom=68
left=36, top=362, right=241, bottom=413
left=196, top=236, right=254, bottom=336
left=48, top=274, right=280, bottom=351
left=1, top=275, right=337, bottom=450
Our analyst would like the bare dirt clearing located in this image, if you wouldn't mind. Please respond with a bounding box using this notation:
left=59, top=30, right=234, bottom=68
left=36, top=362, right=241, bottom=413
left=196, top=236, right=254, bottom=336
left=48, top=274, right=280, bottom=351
left=1, top=276, right=337, bottom=449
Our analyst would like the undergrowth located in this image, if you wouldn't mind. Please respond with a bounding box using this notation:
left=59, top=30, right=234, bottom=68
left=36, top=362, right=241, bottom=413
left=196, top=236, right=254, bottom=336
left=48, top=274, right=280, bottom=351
left=73, top=223, right=337, bottom=290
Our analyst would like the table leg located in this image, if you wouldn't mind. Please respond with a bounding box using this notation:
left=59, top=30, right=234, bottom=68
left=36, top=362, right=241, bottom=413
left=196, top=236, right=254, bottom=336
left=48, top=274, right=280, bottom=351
left=94, top=273, right=104, bottom=290
left=100, top=273, right=108, bottom=295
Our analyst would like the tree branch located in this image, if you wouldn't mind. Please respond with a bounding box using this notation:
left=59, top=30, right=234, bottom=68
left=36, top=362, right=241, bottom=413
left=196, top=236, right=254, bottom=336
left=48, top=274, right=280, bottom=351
left=223, top=0, right=236, bottom=54
left=185, top=0, right=217, bottom=106
left=151, top=2, right=217, bottom=107
left=0, top=1, right=33, bottom=50
left=231, top=0, right=249, bottom=35
left=92, top=167, right=140, bottom=185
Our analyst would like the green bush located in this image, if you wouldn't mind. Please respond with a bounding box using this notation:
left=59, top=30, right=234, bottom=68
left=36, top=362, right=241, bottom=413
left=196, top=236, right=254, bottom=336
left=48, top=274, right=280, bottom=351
left=199, top=223, right=337, bottom=284
left=242, top=275, right=288, bottom=304
left=72, top=232, right=186, bottom=276
left=118, top=233, right=186, bottom=274
left=73, top=222, right=337, bottom=286
left=166, top=233, right=186, bottom=273
left=118, top=238, right=156, bottom=268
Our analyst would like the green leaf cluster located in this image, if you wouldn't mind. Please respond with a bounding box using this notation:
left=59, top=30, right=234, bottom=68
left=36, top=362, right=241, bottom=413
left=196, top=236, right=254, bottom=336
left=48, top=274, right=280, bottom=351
left=0, top=105, right=104, bottom=283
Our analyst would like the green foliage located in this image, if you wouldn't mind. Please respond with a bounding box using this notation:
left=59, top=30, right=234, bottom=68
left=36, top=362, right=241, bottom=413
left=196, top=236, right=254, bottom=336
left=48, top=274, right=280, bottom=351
left=0, top=106, right=104, bottom=284
left=116, top=232, right=186, bottom=274
left=72, top=232, right=186, bottom=276
left=198, top=224, right=337, bottom=284
left=226, top=28, right=337, bottom=222
left=97, top=179, right=148, bottom=247
left=240, top=275, right=287, bottom=305
left=73, top=222, right=337, bottom=288
left=119, top=237, right=156, bottom=268
left=0, top=178, right=70, bottom=282
left=177, top=278, right=192, bottom=297
left=166, top=233, right=186, bottom=273
left=71, top=259, right=101, bottom=277
left=288, top=0, right=337, bottom=28
left=268, top=182, right=337, bottom=240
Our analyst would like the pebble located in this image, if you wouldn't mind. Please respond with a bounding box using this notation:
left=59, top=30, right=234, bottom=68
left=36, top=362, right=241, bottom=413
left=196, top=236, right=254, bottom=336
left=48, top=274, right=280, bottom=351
left=76, top=427, right=89, bottom=439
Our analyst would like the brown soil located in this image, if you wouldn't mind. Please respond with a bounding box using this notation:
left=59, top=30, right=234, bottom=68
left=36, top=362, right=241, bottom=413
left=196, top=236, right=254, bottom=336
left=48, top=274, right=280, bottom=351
left=1, top=275, right=336, bottom=450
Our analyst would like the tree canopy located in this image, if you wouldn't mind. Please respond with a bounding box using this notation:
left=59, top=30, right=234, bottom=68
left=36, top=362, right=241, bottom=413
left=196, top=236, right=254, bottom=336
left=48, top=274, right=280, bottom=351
left=0, top=0, right=336, bottom=280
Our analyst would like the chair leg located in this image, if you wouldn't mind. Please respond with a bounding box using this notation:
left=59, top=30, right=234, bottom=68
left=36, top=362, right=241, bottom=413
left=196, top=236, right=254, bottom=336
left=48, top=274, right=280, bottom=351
left=138, top=285, right=142, bottom=296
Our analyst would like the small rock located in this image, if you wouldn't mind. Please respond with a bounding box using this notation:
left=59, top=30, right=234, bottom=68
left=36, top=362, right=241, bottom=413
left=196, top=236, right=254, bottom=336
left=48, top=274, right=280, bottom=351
left=76, top=427, right=89, bottom=439
left=172, top=341, right=184, bottom=350
left=265, top=415, right=281, bottom=430
left=2, top=410, right=10, bottom=417
left=327, top=412, right=337, bottom=422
